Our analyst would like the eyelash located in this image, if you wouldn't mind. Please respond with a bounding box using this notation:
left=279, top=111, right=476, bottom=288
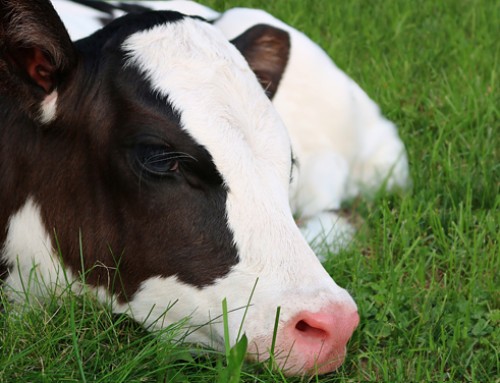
left=134, top=143, right=196, bottom=178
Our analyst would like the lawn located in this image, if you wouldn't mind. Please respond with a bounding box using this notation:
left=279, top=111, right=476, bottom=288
left=1, top=0, right=498, bottom=382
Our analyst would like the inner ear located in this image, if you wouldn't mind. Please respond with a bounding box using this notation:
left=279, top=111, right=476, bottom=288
left=1, top=0, right=77, bottom=98
left=8, top=46, right=56, bottom=94
left=231, top=24, right=290, bottom=99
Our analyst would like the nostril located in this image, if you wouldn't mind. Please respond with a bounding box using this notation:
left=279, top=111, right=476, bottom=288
left=295, top=319, right=329, bottom=339
left=279, top=308, right=358, bottom=374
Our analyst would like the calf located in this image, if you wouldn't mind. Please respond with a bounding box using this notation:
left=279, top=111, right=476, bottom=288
left=0, top=0, right=358, bottom=376
left=54, top=0, right=411, bottom=254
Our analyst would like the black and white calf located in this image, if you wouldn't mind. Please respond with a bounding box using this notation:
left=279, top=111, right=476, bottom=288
left=0, top=0, right=360, bottom=376
left=53, top=0, right=410, bottom=252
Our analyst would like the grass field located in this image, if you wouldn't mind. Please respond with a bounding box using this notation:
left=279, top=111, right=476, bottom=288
left=1, top=0, right=499, bottom=382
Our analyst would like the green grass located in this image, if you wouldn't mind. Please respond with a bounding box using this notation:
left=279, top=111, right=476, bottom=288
left=1, top=0, right=499, bottom=381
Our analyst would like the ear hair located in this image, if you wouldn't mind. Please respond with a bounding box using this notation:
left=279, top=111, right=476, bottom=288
left=0, top=0, right=76, bottom=94
left=231, top=24, right=290, bottom=99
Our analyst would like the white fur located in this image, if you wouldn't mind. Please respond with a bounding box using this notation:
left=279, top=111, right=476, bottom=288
left=39, top=91, right=58, bottom=125
left=1, top=198, right=67, bottom=301
left=51, top=0, right=220, bottom=41
left=122, top=17, right=356, bottom=356
left=214, top=7, right=410, bottom=236
left=300, top=212, right=355, bottom=261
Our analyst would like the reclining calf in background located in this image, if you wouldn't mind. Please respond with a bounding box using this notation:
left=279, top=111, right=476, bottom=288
left=54, top=0, right=411, bottom=252
left=0, top=0, right=359, bottom=376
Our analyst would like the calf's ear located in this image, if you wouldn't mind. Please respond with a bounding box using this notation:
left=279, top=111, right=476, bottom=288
left=231, top=24, right=290, bottom=99
left=0, top=0, right=76, bottom=100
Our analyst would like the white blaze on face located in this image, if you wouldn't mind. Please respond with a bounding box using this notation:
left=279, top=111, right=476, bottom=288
left=122, top=16, right=356, bottom=357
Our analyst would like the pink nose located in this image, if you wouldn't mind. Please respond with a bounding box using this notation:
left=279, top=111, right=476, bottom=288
left=280, top=305, right=359, bottom=375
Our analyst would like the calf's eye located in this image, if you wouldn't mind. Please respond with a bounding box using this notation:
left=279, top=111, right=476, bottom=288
left=135, top=143, right=179, bottom=177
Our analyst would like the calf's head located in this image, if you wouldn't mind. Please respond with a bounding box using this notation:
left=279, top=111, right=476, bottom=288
left=0, top=0, right=358, bottom=375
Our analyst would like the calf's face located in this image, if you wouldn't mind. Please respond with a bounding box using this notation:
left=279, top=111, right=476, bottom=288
left=0, top=1, right=358, bottom=375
